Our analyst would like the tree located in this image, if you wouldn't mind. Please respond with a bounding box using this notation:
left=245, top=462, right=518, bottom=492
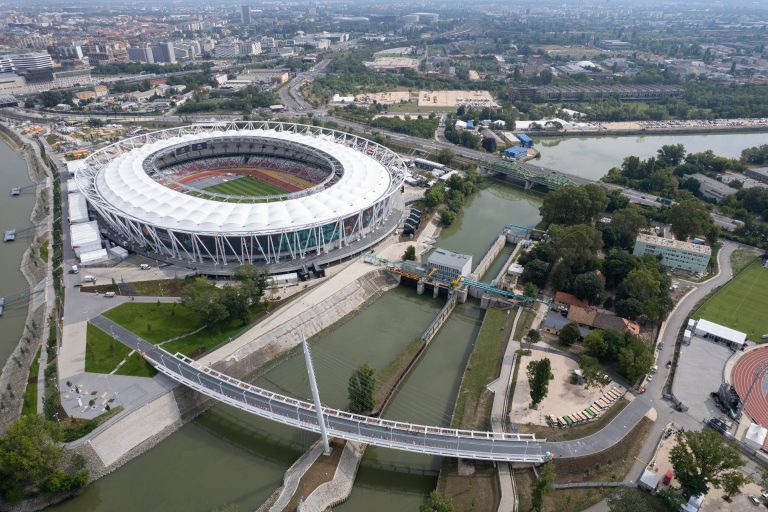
left=181, top=277, right=229, bottom=327
left=607, top=488, right=652, bottom=512
left=532, top=462, right=555, bottom=512
left=578, top=354, right=609, bottom=389
left=621, top=267, right=661, bottom=303
left=527, top=358, right=552, bottom=408
left=670, top=429, right=746, bottom=499
left=527, top=329, right=541, bottom=345
left=617, top=337, right=654, bottom=383
left=0, top=416, right=87, bottom=501
left=657, top=489, right=686, bottom=511
left=234, top=263, right=266, bottom=307
left=572, top=273, right=605, bottom=304
left=436, top=149, right=455, bottom=166
left=559, top=322, right=581, bottom=346
left=669, top=199, right=713, bottom=241
left=403, top=245, right=417, bottom=261
left=420, top=490, right=454, bottom=512
left=348, top=363, right=376, bottom=414
left=540, top=185, right=607, bottom=226
left=608, top=206, right=647, bottom=249
left=657, top=144, right=686, bottom=167
left=522, top=259, right=550, bottom=287
left=552, top=224, right=604, bottom=271
left=603, top=250, right=638, bottom=289
left=440, top=209, right=456, bottom=227
left=584, top=330, right=609, bottom=359
left=481, top=137, right=497, bottom=153
left=221, top=285, right=249, bottom=325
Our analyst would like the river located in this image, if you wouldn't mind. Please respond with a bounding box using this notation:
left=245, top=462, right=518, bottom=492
left=534, top=131, right=768, bottom=181
left=0, top=136, right=36, bottom=368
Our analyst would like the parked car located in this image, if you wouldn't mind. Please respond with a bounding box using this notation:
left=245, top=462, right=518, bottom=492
left=139, top=263, right=151, bottom=270
left=104, top=291, right=116, bottom=298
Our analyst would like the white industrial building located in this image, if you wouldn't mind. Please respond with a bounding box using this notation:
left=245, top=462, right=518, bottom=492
left=427, top=248, right=472, bottom=279
left=691, top=318, right=748, bottom=348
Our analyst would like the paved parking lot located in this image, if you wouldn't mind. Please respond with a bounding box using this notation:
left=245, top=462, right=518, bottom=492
left=672, top=335, right=736, bottom=422
left=75, top=255, right=195, bottom=286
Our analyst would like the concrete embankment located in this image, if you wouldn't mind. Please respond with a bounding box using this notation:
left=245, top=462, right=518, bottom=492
left=0, top=123, right=53, bottom=435
left=297, top=441, right=366, bottom=512
left=531, top=125, right=768, bottom=138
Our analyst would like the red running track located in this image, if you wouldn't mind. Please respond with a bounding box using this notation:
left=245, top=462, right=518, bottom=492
left=732, top=347, right=768, bottom=431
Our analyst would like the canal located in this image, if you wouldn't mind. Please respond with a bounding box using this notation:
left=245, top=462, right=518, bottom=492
left=0, top=136, right=37, bottom=368
left=535, top=131, right=768, bottom=181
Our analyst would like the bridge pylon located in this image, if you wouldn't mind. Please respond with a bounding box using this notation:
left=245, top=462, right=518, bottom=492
left=302, top=332, right=331, bottom=455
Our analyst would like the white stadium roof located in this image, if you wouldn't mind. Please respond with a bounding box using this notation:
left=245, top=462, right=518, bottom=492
left=92, top=130, right=393, bottom=234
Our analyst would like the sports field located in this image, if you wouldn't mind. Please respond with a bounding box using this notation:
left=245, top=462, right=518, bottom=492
left=204, top=175, right=289, bottom=196
left=694, top=259, right=768, bottom=341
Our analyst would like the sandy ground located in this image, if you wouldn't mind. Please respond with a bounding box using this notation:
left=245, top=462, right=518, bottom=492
left=510, top=351, right=615, bottom=425
left=701, top=481, right=764, bottom=511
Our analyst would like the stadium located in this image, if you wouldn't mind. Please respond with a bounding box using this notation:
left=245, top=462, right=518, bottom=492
left=74, top=122, right=406, bottom=273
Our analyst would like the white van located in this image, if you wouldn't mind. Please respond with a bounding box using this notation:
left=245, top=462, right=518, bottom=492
left=83, top=275, right=96, bottom=283
left=104, top=291, right=116, bottom=298
left=139, top=263, right=151, bottom=270
left=70, top=265, right=79, bottom=274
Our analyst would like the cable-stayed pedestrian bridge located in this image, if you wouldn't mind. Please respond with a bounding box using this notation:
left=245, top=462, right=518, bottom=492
left=150, top=350, right=548, bottom=463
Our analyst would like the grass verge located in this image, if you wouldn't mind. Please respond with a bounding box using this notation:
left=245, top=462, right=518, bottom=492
left=21, top=348, right=41, bottom=416
left=374, top=337, right=421, bottom=407
left=451, top=308, right=514, bottom=430
left=84, top=324, right=131, bottom=374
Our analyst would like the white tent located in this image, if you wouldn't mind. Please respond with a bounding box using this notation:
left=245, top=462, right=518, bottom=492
left=68, top=192, right=89, bottom=224
left=79, top=248, right=109, bottom=265
left=70, top=221, right=102, bottom=257
left=744, top=422, right=768, bottom=451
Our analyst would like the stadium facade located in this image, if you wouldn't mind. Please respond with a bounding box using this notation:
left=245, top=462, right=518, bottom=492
left=75, top=122, right=406, bottom=272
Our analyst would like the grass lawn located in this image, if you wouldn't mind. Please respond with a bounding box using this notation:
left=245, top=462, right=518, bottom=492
left=694, top=259, right=768, bottom=340
left=452, top=308, right=514, bottom=430
left=21, top=348, right=41, bottom=416
left=103, top=302, right=199, bottom=343
left=204, top=175, right=289, bottom=196
left=161, top=303, right=271, bottom=358
left=115, top=353, right=157, bottom=378
left=85, top=324, right=131, bottom=374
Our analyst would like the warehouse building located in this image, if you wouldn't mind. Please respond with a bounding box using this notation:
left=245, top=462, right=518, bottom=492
left=632, top=234, right=711, bottom=274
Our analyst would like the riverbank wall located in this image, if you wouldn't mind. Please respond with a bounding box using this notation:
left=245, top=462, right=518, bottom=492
left=0, top=123, right=53, bottom=435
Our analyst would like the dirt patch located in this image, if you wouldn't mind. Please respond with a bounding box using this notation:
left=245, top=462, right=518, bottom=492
left=284, top=439, right=345, bottom=511
left=437, top=459, right=500, bottom=512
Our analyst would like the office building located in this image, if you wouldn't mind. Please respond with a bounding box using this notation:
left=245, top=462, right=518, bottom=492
left=0, top=52, right=54, bottom=72
left=128, top=47, right=154, bottom=64
left=241, top=5, right=251, bottom=24
left=427, top=248, right=472, bottom=280
left=150, top=42, right=177, bottom=64
left=632, top=234, right=711, bottom=274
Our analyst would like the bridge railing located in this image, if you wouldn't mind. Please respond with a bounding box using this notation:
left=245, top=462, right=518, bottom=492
left=158, top=351, right=542, bottom=444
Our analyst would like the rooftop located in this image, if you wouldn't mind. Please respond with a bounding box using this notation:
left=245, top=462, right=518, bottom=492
left=695, top=318, right=747, bottom=344
left=636, top=233, right=712, bottom=255
left=427, top=247, right=472, bottom=269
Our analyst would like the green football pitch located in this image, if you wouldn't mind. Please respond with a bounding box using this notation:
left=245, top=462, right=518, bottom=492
left=203, top=175, right=289, bottom=196
left=694, top=258, right=768, bottom=341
